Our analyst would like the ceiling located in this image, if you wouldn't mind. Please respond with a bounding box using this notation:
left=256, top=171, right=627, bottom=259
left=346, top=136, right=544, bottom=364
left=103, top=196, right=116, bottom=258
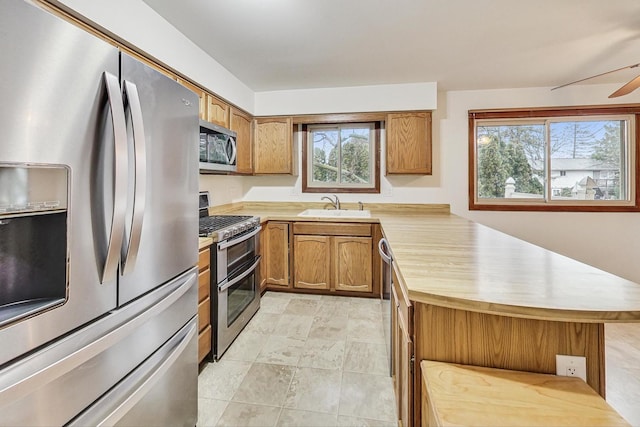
left=142, top=0, right=640, bottom=93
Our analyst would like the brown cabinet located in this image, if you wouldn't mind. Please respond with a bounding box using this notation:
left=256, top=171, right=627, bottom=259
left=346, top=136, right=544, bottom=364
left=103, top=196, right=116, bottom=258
left=230, top=107, right=253, bottom=174
left=391, top=269, right=414, bottom=427
left=206, top=94, right=230, bottom=127
left=176, top=78, right=207, bottom=121
left=264, top=222, right=290, bottom=288
left=197, top=245, right=212, bottom=363
left=254, top=117, right=293, bottom=174
left=292, top=222, right=373, bottom=294
left=386, top=111, right=432, bottom=175
left=293, top=235, right=331, bottom=290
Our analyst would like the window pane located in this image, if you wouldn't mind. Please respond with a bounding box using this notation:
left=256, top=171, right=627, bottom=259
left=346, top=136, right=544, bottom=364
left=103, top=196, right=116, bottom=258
left=311, top=128, right=338, bottom=184
left=339, top=127, right=371, bottom=185
left=549, top=120, right=624, bottom=200
left=476, top=124, right=545, bottom=200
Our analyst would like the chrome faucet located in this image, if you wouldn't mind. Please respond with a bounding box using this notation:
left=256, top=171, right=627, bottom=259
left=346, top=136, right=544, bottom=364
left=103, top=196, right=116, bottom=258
left=321, top=194, right=341, bottom=210
left=358, top=201, right=364, bottom=211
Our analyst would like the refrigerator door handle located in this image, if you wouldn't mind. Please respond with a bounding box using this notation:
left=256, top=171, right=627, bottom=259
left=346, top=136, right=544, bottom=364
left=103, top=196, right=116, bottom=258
left=121, top=80, right=147, bottom=276
left=102, top=71, right=128, bottom=284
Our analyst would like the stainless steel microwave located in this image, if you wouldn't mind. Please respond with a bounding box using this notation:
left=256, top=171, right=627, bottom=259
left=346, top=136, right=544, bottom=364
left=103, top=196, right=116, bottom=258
left=199, top=120, right=237, bottom=173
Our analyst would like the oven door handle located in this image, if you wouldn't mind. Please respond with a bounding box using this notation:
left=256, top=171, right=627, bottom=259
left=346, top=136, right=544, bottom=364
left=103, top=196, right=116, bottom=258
left=218, top=256, right=261, bottom=292
left=217, top=225, right=262, bottom=250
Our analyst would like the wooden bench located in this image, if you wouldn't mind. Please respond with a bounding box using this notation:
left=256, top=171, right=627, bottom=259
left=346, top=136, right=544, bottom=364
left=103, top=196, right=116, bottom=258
left=421, top=360, right=630, bottom=427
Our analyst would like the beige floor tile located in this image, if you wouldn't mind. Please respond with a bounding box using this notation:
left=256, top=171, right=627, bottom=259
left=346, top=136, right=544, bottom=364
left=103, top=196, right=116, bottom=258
left=348, top=304, right=384, bottom=322
left=284, top=299, right=322, bottom=316
left=260, top=296, right=291, bottom=314
left=343, top=341, right=389, bottom=375
left=198, top=398, right=228, bottom=427
left=256, top=335, right=306, bottom=365
left=198, top=360, right=252, bottom=400
left=338, top=372, right=396, bottom=422
left=298, top=338, right=345, bottom=370
left=284, top=367, right=342, bottom=414
left=232, top=363, right=296, bottom=406
left=336, top=415, right=396, bottom=426
left=244, top=312, right=281, bottom=335
left=216, top=402, right=281, bottom=427
left=289, top=293, right=323, bottom=300
left=272, top=314, right=314, bottom=339
left=263, top=291, right=295, bottom=300
left=346, top=318, right=385, bottom=344
left=222, top=330, right=269, bottom=362
left=315, top=300, right=351, bottom=320
left=308, top=316, right=348, bottom=341
left=277, top=408, right=338, bottom=427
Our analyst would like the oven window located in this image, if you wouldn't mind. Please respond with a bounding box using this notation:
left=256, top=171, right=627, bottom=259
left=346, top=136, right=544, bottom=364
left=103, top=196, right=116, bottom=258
left=226, top=233, right=257, bottom=278
left=226, top=265, right=256, bottom=326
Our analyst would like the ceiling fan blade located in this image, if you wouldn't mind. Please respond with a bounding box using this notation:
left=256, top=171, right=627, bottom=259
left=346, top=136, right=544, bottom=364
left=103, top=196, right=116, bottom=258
left=551, top=62, right=640, bottom=91
left=609, top=74, right=640, bottom=98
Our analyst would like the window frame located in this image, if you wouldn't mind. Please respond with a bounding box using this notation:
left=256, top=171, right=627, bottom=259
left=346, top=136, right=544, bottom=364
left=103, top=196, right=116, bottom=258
left=468, top=104, right=640, bottom=212
left=302, top=122, right=381, bottom=194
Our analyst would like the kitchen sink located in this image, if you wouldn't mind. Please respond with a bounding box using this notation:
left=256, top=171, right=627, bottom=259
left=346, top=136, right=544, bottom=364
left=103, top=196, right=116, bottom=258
left=298, top=209, right=371, bottom=218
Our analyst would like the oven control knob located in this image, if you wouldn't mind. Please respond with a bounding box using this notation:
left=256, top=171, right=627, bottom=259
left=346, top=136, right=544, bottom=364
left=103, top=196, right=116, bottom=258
left=221, top=230, right=230, bottom=240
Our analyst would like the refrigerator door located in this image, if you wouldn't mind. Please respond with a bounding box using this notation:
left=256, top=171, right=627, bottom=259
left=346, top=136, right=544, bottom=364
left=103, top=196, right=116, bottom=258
left=0, top=269, right=197, bottom=427
left=0, top=0, right=120, bottom=366
left=118, top=54, right=199, bottom=305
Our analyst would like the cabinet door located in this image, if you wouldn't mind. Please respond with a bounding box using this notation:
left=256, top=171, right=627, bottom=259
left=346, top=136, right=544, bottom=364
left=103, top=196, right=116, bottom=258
left=386, top=112, right=432, bottom=175
left=392, top=270, right=414, bottom=427
left=176, top=78, right=206, bottom=120
left=230, top=107, right=253, bottom=174
left=206, top=94, right=230, bottom=127
left=333, top=236, right=372, bottom=293
left=254, top=117, right=293, bottom=174
left=265, top=222, right=290, bottom=287
left=294, top=235, right=331, bottom=290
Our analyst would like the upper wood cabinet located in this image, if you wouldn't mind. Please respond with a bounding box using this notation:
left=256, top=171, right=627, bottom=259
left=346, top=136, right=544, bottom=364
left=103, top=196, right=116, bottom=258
left=206, top=94, right=230, bottom=128
left=176, top=78, right=207, bottom=121
left=254, top=117, right=294, bottom=174
left=386, top=111, right=432, bottom=175
left=230, top=107, right=253, bottom=174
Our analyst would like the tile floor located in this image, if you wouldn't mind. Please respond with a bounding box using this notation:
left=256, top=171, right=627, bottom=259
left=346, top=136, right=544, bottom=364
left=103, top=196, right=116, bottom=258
left=197, top=291, right=396, bottom=427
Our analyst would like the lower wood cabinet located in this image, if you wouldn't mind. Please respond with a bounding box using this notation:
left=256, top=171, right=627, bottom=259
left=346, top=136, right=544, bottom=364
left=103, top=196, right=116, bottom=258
left=263, top=222, right=291, bottom=288
left=197, top=245, right=212, bottom=363
left=292, top=222, right=373, bottom=294
left=391, top=268, right=414, bottom=427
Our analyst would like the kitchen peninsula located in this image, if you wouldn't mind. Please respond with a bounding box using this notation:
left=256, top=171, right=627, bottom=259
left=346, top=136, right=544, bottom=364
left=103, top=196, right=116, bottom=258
left=209, top=202, right=640, bottom=426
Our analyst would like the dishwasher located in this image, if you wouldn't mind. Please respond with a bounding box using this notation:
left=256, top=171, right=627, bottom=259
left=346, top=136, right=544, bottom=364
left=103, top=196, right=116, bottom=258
left=378, top=238, right=393, bottom=376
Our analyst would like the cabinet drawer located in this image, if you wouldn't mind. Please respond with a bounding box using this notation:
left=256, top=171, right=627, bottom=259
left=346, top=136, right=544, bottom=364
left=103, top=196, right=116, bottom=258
left=198, top=297, right=210, bottom=332
left=393, top=268, right=413, bottom=334
left=198, top=268, right=210, bottom=302
left=198, top=248, right=211, bottom=271
left=198, top=325, right=211, bottom=363
left=293, top=222, right=372, bottom=237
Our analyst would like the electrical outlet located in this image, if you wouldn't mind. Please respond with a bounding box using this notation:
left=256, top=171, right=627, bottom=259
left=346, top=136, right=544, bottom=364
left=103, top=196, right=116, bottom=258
left=556, top=355, right=587, bottom=381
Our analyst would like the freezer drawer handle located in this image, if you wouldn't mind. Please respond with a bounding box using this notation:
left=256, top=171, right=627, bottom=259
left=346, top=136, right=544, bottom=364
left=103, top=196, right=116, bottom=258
left=68, top=320, right=197, bottom=427
left=120, top=80, right=147, bottom=276
left=101, top=71, right=128, bottom=284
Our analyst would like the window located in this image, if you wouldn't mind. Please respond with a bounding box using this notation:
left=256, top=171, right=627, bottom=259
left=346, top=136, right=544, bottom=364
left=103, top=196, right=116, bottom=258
left=469, top=105, right=640, bottom=211
left=302, top=122, right=380, bottom=193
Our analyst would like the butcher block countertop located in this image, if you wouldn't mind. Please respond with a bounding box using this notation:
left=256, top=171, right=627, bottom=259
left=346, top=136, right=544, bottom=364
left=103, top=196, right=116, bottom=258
left=209, top=202, right=640, bottom=323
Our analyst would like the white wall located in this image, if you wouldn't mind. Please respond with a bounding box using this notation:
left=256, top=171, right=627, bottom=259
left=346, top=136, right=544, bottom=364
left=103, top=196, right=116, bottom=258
left=54, top=0, right=640, bottom=283
left=441, top=83, right=640, bottom=283
left=52, top=0, right=254, bottom=112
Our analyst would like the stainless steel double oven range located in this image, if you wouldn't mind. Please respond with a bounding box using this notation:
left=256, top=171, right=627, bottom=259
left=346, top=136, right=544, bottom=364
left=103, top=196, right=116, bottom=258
left=199, top=192, right=261, bottom=359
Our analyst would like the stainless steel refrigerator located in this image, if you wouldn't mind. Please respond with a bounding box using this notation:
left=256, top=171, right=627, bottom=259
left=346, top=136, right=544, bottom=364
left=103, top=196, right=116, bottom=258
left=0, top=1, right=199, bottom=425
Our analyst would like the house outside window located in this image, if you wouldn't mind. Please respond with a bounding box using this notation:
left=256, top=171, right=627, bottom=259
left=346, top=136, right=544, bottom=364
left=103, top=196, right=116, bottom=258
left=469, top=105, right=640, bottom=212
